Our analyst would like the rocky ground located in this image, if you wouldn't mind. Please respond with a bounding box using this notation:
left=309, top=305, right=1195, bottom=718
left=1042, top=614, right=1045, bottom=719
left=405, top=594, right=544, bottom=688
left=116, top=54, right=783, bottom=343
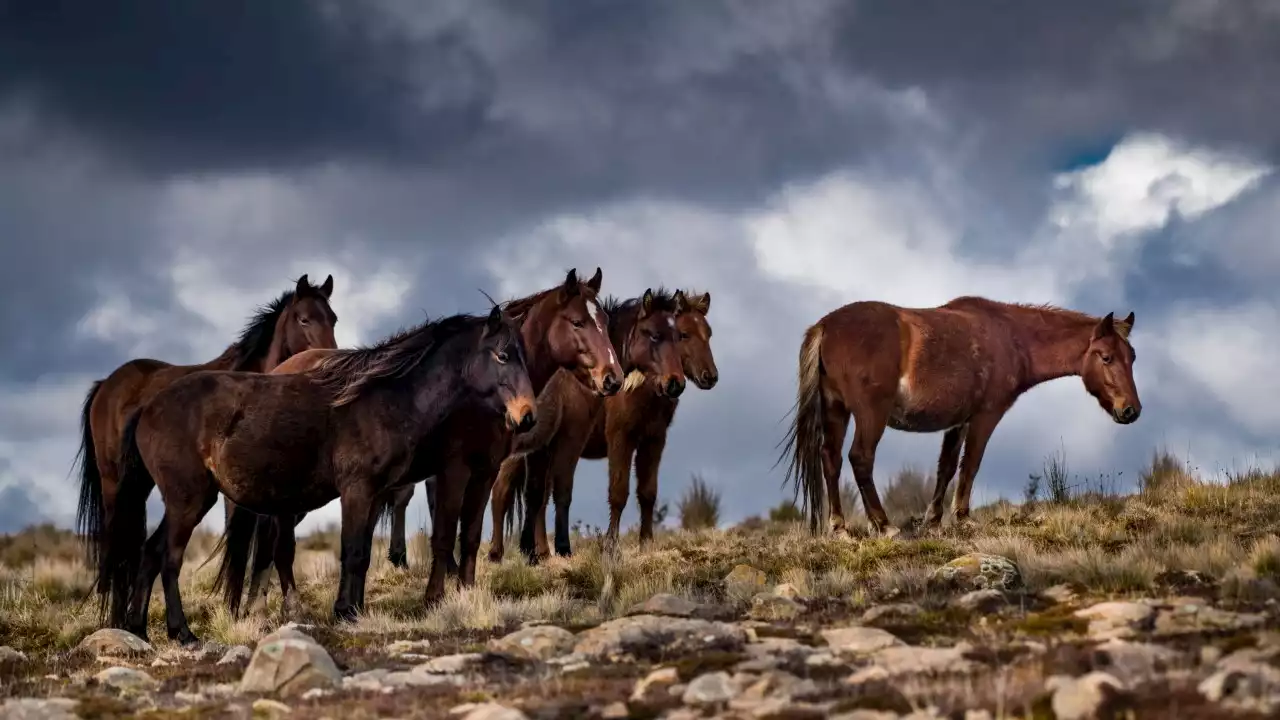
left=4, top=462, right=1280, bottom=719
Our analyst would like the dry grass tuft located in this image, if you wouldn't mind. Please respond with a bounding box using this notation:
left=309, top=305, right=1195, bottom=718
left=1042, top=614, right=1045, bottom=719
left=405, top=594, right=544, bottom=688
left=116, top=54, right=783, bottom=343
left=678, top=473, right=721, bottom=530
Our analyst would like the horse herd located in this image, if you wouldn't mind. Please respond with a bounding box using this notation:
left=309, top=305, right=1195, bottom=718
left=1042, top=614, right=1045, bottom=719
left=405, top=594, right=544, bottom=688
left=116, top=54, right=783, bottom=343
left=70, top=267, right=1143, bottom=647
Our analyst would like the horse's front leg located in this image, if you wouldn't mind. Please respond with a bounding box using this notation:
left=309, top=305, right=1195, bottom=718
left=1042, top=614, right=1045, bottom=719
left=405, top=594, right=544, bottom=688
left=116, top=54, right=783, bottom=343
left=333, top=486, right=378, bottom=622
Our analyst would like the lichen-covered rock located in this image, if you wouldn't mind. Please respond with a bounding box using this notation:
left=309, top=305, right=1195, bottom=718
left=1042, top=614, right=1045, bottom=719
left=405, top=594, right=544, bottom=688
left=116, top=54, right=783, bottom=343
left=930, top=553, right=1022, bottom=592
left=681, top=671, right=739, bottom=706
left=725, top=565, right=769, bottom=602
left=573, top=615, right=747, bottom=661
left=217, top=645, right=253, bottom=665
left=238, top=633, right=341, bottom=696
left=94, top=666, right=158, bottom=691
left=821, top=626, right=903, bottom=656
left=627, top=593, right=701, bottom=618
left=1045, top=672, right=1126, bottom=720
left=251, top=699, right=293, bottom=718
left=488, top=626, right=576, bottom=661
left=76, top=629, right=154, bottom=658
left=414, top=653, right=482, bottom=675
left=386, top=639, right=432, bottom=656
left=748, top=593, right=803, bottom=621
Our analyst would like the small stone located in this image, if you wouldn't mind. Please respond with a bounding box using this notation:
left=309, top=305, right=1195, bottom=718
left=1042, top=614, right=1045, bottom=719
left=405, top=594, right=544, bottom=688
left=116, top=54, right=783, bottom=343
left=299, top=688, right=332, bottom=701
left=239, top=635, right=342, bottom=696
left=930, top=553, right=1022, bottom=592
left=955, top=589, right=1007, bottom=613
left=94, top=666, right=158, bottom=691
left=599, top=701, right=629, bottom=719
left=1074, top=601, right=1157, bottom=639
left=628, top=593, right=701, bottom=618
left=343, top=669, right=389, bottom=692
left=387, top=639, right=432, bottom=656
left=725, top=565, right=770, bottom=602
left=1041, top=584, right=1079, bottom=605
left=1045, top=672, right=1126, bottom=720
left=194, top=641, right=229, bottom=662
left=1199, top=662, right=1280, bottom=713
left=820, top=626, right=904, bottom=656
left=830, top=709, right=898, bottom=720
left=458, top=703, right=528, bottom=720
left=1154, top=604, right=1266, bottom=636
left=77, top=629, right=154, bottom=658
left=150, top=658, right=170, bottom=668
left=415, top=653, right=483, bottom=675
left=682, top=671, right=738, bottom=706
left=175, top=691, right=205, bottom=705
left=488, top=626, right=576, bottom=661
left=0, top=698, right=80, bottom=720
left=0, top=647, right=27, bottom=663
left=574, top=615, right=747, bottom=660
left=773, top=583, right=803, bottom=601
left=1091, top=638, right=1179, bottom=684
left=218, top=646, right=253, bottom=665
left=846, top=643, right=976, bottom=679
left=632, top=667, right=680, bottom=704
left=749, top=593, right=803, bottom=621
left=860, top=603, right=923, bottom=624
left=252, top=699, right=293, bottom=717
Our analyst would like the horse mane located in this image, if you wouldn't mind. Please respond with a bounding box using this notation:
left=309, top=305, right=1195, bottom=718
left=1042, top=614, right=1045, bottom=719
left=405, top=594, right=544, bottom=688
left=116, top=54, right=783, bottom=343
left=601, top=287, right=681, bottom=375
left=229, top=290, right=295, bottom=371
left=310, top=313, right=488, bottom=407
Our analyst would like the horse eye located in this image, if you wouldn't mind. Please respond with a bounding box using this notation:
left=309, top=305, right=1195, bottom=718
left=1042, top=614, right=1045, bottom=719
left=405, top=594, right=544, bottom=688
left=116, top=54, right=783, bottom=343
left=1101, top=353, right=1112, bottom=364
left=679, top=332, right=690, bottom=341
left=298, top=316, right=310, bottom=325
left=571, top=319, right=585, bottom=329
left=495, top=351, right=509, bottom=364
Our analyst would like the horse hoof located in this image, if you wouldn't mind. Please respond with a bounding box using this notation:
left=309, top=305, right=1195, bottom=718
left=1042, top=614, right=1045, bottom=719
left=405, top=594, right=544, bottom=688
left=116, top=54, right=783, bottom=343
left=487, top=549, right=504, bottom=564
left=387, top=551, right=408, bottom=569
left=880, top=525, right=903, bottom=540
left=332, top=605, right=360, bottom=623
left=170, top=629, right=201, bottom=647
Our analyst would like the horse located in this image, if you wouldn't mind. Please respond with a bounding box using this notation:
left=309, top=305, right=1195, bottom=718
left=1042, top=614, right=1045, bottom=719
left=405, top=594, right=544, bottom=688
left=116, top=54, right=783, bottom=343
left=487, top=288, right=702, bottom=563
left=75, top=274, right=337, bottom=622
left=108, top=304, right=538, bottom=644
left=213, top=268, right=624, bottom=616
left=778, top=296, right=1141, bottom=536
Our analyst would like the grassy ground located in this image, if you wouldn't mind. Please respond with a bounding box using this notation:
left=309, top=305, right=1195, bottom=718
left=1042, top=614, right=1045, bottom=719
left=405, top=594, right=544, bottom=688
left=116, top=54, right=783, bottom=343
left=2, top=451, right=1280, bottom=717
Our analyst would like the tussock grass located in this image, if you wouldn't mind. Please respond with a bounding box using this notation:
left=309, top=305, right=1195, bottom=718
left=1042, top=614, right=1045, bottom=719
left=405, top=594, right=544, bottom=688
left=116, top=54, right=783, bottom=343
left=3, top=450, right=1280, bottom=656
left=678, top=473, right=721, bottom=530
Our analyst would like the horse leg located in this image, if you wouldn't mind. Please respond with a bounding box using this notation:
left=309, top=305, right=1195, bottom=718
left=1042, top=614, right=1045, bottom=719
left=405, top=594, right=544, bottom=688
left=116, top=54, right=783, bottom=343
left=604, top=434, right=638, bottom=548
left=550, top=437, right=588, bottom=558
left=275, top=518, right=300, bottom=618
left=387, top=485, right=412, bottom=569
left=162, top=487, right=218, bottom=646
left=333, top=488, right=378, bottom=622
left=487, top=456, right=521, bottom=563
left=518, top=450, right=553, bottom=564
left=633, top=433, right=667, bottom=545
left=924, top=426, right=966, bottom=528
left=458, top=458, right=499, bottom=586
left=123, top=516, right=167, bottom=640
left=950, top=411, right=1006, bottom=525
left=848, top=405, right=894, bottom=535
left=425, top=460, right=468, bottom=608
left=243, top=514, right=281, bottom=617
left=818, top=390, right=851, bottom=535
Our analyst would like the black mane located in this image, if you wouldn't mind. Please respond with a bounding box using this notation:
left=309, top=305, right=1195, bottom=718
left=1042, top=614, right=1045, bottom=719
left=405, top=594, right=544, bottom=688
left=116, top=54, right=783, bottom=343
left=230, top=290, right=295, bottom=371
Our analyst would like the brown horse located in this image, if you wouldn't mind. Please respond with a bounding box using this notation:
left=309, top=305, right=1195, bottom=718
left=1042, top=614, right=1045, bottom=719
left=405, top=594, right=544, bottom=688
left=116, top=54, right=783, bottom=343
left=110, top=304, right=538, bottom=644
left=488, top=288, right=702, bottom=563
left=75, top=274, right=337, bottom=620
left=215, top=268, right=625, bottom=614
left=779, top=296, right=1141, bottom=536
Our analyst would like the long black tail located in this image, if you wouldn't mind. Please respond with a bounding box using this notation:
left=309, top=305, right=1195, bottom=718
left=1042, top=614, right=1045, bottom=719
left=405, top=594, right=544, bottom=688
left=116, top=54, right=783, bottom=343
left=506, top=458, right=527, bottom=538
left=74, top=381, right=104, bottom=571
left=212, top=502, right=266, bottom=616
left=777, top=323, right=827, bottom=534
left=99, top=410, right=152, bottom=623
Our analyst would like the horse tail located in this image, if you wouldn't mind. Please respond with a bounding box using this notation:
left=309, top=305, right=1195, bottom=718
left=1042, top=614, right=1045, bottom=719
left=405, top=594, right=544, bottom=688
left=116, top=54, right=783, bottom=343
left=374, top=489, right=401, bottom=536
left=74, top=380, right=104, bottom=570
left=505, top=458, right=527, bottom=538
left=100, top=410, right=151, bottom=621
left=212, top=501, right=263, bottom=617
left=778, top=322, right=827, bottom=534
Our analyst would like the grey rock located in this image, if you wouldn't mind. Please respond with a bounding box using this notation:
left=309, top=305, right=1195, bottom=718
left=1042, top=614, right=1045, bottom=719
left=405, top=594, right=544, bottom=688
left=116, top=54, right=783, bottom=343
left=860, top=603, right=923, bottom=624
left=749, top=593, right=803, bottom=621
left=628, top=593, right=702, bottom=618
left=955, top=589, right=1007, bottom=613
left=682, top=671, right=738, bottom=706
left=631, top=667, right=680, bottom=704
left=1154, top=603, right=1266, bottom=636
left=844, top=642, right=977, bottom=682
left=193, top=641, right=228, bottom=662
left=573, top=615, right=747, bottom=660
left=0, top=647, right=28, bottom=663
left=415, top=653, right=483, bottom=675
left=94, top=666, right=158, bottom=691
left=1074, top=601, right=1157, bottom=639
left=238, top=635, right=341, bottom=696
left=1045, top=672, right=1126, bottom=720
left=0, top=698, right=79, bottom=720
left=725, top=565, right=770, bottom=603
left=820, top=626, right=903, bottom=656
left=1091, top=638, right=1180, bottom=684
left=386, top=639, right=432, bottom=656
left=217, top=646, right=253, bottom=665
left=488, top=626, right=576, bottom=661
left=76, top=629, right=153, bottom=658
left=456, top=703, right=529, bottom=720
left=251, top=699, right=293, bottom=718
left=1199, top=661, right=1280, bottom=713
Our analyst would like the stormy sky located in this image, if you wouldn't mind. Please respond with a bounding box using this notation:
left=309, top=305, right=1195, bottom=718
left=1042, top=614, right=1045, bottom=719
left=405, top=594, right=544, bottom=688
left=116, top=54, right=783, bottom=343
left=3, top=0, right=1280, bottom=536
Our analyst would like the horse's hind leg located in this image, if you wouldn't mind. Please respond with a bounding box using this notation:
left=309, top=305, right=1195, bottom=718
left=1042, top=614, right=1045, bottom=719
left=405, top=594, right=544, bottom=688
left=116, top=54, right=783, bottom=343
left=124, top=516, right=167, bottom=640
left=161, top=486, right=218, bottom=646
left=633, top=433, right=667, bottom=546
left=847, top=403, right=894, bottom=535
left=387, top=485, right=413, bottom=569
left=518, top=451, right=553, bottom=564
left=950, top=410, right=1006, bottom=525
left=604, top=435, right=638, bottom=549
left=275, top=518, right=300, bottom=618
left=334, top=487, right=378, bottom=622
left=244, top=514, right=282, bottom=617
left=458, top=458, right=501, bottom=586
left=818, top=388, right=851, bottom=535
left=924, top=426, right=966, bottom=528
left=487, top=457, right=521, bottom=563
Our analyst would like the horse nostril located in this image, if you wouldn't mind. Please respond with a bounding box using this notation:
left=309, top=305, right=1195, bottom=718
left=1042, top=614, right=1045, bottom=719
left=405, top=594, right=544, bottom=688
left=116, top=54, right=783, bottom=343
left=1119, top=406, right=1139, bottom=422
left=602, top=374, right=621, bottom=394
left=666, top=377, right=685, bottom=398
left=701, top=371, right=718, bottom=386
left=518, top=410, right=537, bottom=432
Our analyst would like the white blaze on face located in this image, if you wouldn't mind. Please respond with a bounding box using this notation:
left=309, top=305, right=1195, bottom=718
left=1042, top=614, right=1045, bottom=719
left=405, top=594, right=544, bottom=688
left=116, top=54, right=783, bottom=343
left=667, top=316, right=675, bottom=328
left=587, top=300, right=605, bottom=331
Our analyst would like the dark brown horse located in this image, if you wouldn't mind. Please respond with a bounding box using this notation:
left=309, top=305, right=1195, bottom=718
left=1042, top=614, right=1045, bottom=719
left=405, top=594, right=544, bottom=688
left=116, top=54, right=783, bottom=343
left=488, top=288, right=703, bottom=563
left=109, top=304, right=538, bottom=644
left=215, top=268, right=625, bottom=614
left=779, top=296, right=1141, bottom=536
left=75, top=274, right=337, bottom=620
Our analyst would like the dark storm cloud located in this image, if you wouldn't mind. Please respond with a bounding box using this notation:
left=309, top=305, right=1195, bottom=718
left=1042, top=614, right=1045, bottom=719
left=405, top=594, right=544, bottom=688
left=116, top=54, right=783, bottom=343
left=0, top=461, right=44, bottom=533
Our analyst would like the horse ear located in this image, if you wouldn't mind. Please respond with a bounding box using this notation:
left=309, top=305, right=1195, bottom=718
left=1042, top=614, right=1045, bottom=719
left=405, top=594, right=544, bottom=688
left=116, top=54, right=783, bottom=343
left=319, top=274, right=334, bottom=299
left=296, top=274, right=310, bottom=296
left=586, top=267, right=603, bottom=293
left=1117, top=311, right=1135, bottom=339
left=561, top=268, right=580, bottom=299
left=641, top=288, right=654, bottom=316
left=695, top=292, right=710, bottom=314
left=1092, top=312, right=1115, bottom=342
left=486, top=304, right=504, bottom=335
left=673, top=290, right=687, bottom=313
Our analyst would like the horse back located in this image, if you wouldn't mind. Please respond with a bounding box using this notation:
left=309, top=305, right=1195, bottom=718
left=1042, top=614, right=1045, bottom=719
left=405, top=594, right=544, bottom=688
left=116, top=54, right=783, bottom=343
left=270, top=348, right=338, bottom=375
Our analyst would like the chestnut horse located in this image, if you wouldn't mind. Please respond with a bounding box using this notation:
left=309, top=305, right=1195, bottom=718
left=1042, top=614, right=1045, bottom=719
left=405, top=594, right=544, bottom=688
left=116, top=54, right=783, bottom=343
left=109, top=305, right=537, bottom=643
left=488, top=288, right=700, bottom=563
left=779, top=296, right=1141, bottom=536
left=75, top=274, right=337, bottom=620
left=215, top=268, right=624, bottom=613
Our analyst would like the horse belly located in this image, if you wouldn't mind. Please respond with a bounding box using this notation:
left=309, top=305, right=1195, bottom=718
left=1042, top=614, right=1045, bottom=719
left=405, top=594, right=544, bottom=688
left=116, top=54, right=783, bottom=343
left=887, top=379, right=968, bottom=433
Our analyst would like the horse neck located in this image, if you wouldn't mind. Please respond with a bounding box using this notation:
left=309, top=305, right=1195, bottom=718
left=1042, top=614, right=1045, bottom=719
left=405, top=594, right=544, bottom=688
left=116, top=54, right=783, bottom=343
left=257, top=312, right=296, bottom=372
left=518, top=305, right=561, bottom=394
left=202, top=346, right=242, bottom=372
left=1010, top=308, right=1096, bottom=388
left=607, top=305, right=639, bottom=372
left=394, top=347, right=472, bottom=437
